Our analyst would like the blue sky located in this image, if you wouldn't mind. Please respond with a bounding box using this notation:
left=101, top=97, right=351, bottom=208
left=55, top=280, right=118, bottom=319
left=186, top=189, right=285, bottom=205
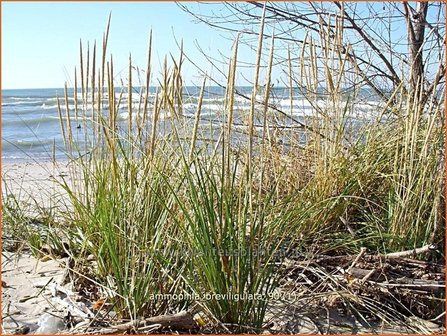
left=3, top=2, right=437, bottom=90
left=2, top=2, right=238, bottom=89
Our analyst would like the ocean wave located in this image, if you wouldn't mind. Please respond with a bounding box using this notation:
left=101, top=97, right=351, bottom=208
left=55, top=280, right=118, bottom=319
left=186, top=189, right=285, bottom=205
left=4, top=96, right=51, bottom=100
left=2, top=100, right=46, bottom=107
left=2, top=138, right=58, bottom=151
left=40, top=102, right=111, bottom=111
left=2, top=114, right=86, bottom=127
left=182, top=103, right=224, bottom=112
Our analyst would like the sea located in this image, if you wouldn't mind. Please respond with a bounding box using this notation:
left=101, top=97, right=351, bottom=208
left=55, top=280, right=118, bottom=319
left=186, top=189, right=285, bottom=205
left=2, top=87, right=381, bottom=163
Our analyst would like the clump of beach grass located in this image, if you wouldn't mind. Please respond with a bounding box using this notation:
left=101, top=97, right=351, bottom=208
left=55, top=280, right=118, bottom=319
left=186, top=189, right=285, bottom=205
left=42, top=9, right=445, bottom=333
left=238, top=20, right=445, bottom=258
left=167, top=142, right=287, bottom=331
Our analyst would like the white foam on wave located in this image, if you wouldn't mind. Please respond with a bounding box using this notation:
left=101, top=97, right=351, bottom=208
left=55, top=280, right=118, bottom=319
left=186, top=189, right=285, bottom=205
left=6, top=97, right=41, bottom=101
left=40, top=102, right=110, bottom=112
left=2, top=100, right=44, bottom=107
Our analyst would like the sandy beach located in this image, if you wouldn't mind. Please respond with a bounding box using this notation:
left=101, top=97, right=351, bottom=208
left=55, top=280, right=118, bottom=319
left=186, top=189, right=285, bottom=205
left=2, top=160, right=75, bottom=214
left=1, top=160, right=85, bottom=334
left=2, top=251, right=69, bottom=334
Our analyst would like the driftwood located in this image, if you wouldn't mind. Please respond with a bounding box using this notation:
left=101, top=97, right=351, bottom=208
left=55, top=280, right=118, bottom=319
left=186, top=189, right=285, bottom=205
left=293, top=244, right=439, bottom=267
left=384, top=244, right=438, bottom=259
left=348, top=267, right=384, bottom=282
left=346, top=247, right=367, bottom=274
left=97, top=311, right=196, bottom=334
left=284, top=243, right=444, bottom=301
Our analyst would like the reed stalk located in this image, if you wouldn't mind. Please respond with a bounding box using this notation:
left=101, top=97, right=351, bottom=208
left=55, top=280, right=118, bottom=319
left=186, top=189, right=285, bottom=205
left=189, top=76, right=206, bottom=162
left=79, top=40, right=85, bottom=111
left=258, top=34, right=275, bottom=197
left=141, top=30, right=153, bottom=137
left=64, top=82, right=73, bottom=150
left=85, top=42, right=90, bottom=110
left=127, top=53, right=133, bottom=154
left=225, top=35, right=239, bottom=179
left=248, top=3, right=266, bottom=176
left=91, top=42, right=96, bottom=117
left=74, top=68, right=79, bottom=121
left=149, top=90, right=160, bottom=157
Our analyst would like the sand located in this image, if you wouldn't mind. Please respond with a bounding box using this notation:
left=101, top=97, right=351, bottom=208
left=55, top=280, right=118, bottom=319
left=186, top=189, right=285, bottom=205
left=2, top=160, right=73, bottom=210
left=1, top=161, right=76, bottom=333
left=2, top=252, right=69, bottom=334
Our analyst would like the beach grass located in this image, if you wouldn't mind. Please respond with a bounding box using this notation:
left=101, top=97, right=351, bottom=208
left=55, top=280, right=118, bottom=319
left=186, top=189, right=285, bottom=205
left=2, top=13, right=444, bottom=333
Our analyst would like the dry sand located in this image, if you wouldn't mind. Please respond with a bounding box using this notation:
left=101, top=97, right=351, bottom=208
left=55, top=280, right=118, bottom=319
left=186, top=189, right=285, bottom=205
left=2, top=160, right=73, bottom=211
left=2, top=161, right=77, bottom=334
left=2, top=252, right=69, bottom=334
